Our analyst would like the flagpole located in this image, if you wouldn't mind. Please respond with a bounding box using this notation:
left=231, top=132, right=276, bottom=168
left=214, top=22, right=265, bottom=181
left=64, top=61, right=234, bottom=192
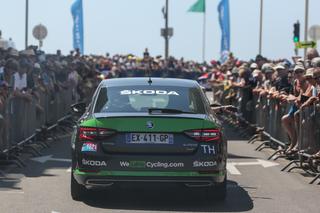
left=202, top=11, right=206, bottom=62
left=259, top=0, right=263, bottom=55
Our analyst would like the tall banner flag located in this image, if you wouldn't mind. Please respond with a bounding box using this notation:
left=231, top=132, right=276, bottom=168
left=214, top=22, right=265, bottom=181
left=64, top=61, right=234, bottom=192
left=218, top=0, right=230, bottom=62
left=188, top=0, right=206, bottom=13
left=188, top=0, right=206, bottom=62
left=71, top=0, right=84, bottom=54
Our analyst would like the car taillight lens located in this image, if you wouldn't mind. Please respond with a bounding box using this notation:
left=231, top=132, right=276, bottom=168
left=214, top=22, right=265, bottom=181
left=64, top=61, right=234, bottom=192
left=185, top=129, right=221, bottom=142
left=79, top=127, right=116, bottom=141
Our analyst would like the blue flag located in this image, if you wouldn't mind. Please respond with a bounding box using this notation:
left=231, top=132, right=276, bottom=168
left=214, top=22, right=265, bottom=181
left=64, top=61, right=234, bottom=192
left=71, top=0, right=84, bottom=54
left=218, top=0, right=230, bottom=62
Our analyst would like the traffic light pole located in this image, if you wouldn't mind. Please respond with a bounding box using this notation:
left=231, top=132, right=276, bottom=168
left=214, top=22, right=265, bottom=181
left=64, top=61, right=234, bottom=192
left=304, top=0, right=309, bottom=59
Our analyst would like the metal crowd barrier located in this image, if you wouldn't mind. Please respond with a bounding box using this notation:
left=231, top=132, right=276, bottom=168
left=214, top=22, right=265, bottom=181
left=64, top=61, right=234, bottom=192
left=281, top=104, right=320, bottom=183
left=230, top=88, right=320, bottom=184
left=0, top=87, right=76, bottom=155
left=299, top=105, right=319, bottom=154
left=236, top=92, right=292, bottom=151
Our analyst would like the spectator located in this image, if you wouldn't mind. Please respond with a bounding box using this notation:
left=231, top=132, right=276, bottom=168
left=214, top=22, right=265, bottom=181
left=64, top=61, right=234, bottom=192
left=281, top=66, right=305, bottom=155
left=12, top=61, right=27, bottom=91
left=301, top=68, right=318, bottom=109
left=0, top=81, right=8, bottom=146
left=271, top=64, right=292, bottom=95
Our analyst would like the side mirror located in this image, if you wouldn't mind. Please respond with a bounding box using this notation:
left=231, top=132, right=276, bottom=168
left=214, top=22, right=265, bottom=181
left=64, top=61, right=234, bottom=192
left=200, top=86, right=206, bottom=93
left=71, top=102, right=87, bottom=114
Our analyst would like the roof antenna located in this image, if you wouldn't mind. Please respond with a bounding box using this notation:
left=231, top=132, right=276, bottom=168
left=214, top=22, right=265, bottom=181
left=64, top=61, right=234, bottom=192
left=147, top=58, right=152, bottom=84
left=148, top=71, right=152, bottom=84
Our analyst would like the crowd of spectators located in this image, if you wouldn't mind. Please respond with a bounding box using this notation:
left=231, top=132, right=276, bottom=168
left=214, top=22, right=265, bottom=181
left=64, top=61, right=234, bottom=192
left=1, top=44, right=320, bottom=161
left=208, top=48, right=320, bottom=160
left=0, top=46, right=212, bottom=149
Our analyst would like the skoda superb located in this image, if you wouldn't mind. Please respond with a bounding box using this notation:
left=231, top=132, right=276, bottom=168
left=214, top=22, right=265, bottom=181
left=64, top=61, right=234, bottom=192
left=71, top=78, right=227, bottom=201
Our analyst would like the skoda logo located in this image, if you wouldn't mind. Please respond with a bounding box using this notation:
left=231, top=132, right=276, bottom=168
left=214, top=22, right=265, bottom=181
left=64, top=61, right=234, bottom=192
left=146, top=121, right=154, bottom=129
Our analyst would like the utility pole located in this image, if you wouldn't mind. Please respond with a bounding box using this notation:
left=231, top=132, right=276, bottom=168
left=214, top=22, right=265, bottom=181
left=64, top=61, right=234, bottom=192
left=25, top=0, right=29, bottom=49
left=164, top=0, right=169, bottom=60
left=304, top=0, right=309, bottom=59
left=161, top=0, right=173, bottom=60
left=259, top=0, right=263, bottom=55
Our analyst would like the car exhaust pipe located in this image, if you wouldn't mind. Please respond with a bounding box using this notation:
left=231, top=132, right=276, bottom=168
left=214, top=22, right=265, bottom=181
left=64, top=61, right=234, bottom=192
left=185, top=182, right=213, bottom=188
left=86, top=179, right=114, bottom=187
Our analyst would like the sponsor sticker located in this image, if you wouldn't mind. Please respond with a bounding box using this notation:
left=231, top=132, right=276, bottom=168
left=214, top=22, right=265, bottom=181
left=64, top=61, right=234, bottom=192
left=193, top=161, right=217, bottom=168
left=120, top=90, right=180, bottom=96
left=201, top=145, right=216, bottom=155
left=120, top=161, right=184, bottom=169
left=82, top=159, right=107, bottom=167
left=81, top=142, right=97, bottom=152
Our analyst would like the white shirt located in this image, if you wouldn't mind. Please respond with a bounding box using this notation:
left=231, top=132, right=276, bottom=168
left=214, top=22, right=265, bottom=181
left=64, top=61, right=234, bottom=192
left=13, top=72, right=27, bottom=91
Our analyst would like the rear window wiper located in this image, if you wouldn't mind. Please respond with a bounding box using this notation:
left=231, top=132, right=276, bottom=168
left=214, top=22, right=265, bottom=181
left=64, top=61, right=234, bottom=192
left=148, top=108, right=196, bottom=114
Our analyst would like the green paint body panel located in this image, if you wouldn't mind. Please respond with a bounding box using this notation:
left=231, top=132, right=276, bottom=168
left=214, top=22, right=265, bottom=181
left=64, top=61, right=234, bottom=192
left=80, top=117, right=218, bottom=132
left=74, top=169, right=225, bottom=177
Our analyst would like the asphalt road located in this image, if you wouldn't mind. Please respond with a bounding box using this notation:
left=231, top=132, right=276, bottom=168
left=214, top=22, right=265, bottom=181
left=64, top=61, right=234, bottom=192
left=0, top=93, right=319, bottom=213
left=0, top=126, right=320, bottom=213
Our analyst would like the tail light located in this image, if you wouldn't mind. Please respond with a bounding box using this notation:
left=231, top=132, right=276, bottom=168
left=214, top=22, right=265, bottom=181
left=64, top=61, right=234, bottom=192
left=184, top=129, right=221, bottom=142
left=79, top=127, right=116, bottom=141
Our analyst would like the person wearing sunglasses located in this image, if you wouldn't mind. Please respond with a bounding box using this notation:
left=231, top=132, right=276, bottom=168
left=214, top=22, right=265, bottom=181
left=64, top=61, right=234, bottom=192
left=281, top=65, right=307, bottom=155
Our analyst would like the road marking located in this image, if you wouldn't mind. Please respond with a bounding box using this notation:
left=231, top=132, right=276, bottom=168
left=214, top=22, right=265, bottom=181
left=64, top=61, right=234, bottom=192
left=227, top=159, right=279, bottom=175
left=31, top=155, right=71, bottom=164
left=227, top=163, right=242, bottom=175
left=52, top=211, right=61, bottom=213
left=0, top=190, right=24, bottom=194
left=66, top=167, right=71, bottom=173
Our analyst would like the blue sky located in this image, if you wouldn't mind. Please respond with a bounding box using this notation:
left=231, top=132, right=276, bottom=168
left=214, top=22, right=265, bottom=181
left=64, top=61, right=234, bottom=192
left=0, top=0, right=319, bottom=61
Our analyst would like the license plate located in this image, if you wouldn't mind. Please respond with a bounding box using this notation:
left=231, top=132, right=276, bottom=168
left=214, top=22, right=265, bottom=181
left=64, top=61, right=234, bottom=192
left=126, top=133, right=173, bottom=144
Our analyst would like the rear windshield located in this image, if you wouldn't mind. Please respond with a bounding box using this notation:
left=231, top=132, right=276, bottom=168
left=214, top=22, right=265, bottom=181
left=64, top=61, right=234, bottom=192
left=94, top=85, right=206, bottom=114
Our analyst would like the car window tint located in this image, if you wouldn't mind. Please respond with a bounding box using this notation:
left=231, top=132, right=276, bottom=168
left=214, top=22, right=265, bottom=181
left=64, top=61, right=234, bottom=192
left=94, top=86, right=206, bottom=114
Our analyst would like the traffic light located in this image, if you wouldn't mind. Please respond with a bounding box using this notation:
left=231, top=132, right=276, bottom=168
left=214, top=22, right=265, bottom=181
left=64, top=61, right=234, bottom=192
left=293, top=21, right=300, bottom=43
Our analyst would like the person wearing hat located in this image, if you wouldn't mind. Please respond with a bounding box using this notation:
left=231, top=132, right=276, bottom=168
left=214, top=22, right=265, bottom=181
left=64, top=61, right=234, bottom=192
left=300, top=68, right=319, bottom=109
left=272, top=63, right=292, bottom=94
left=250, top=63, right=258, bottom=72
left=311, top=57, right=320, bottom=68
left=282, top=65, right=314, bottom=155
left=261, top=66, right=275, bottom=93
left=313, top=68, right=320, bottom=94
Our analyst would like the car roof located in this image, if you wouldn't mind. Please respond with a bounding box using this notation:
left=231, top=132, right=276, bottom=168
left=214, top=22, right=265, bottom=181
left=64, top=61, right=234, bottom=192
left=100, top=78, right=200, bottom=88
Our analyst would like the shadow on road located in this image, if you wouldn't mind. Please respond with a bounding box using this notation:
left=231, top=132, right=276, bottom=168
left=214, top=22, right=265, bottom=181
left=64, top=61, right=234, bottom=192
left=0, top=135, right=71, bottom=191
left=228, top=153, right=256, bottom=159
left=83, top=180, right=253, bottom=212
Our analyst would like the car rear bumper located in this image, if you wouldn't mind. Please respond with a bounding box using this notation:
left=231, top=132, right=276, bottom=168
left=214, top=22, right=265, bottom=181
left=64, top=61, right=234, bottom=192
left=73, top=169, right=226, bottom=188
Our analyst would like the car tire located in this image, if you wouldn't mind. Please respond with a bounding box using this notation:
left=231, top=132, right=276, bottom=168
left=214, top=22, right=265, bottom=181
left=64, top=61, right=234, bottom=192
left=206, top=176, right=227, bottom=201
left=71, top=172, right=87, bottom=201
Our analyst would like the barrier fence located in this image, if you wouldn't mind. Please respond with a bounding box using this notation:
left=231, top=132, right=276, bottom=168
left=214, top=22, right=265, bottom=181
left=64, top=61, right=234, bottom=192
left=239, top=92, right=320, bottom=157
left=221, top=87, right=320, bottom=184
left=0, top=87, right=76, bottom=154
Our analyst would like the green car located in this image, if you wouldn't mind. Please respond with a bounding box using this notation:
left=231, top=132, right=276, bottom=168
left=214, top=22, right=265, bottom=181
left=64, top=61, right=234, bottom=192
left=71, top=78, right=227, bottom=201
